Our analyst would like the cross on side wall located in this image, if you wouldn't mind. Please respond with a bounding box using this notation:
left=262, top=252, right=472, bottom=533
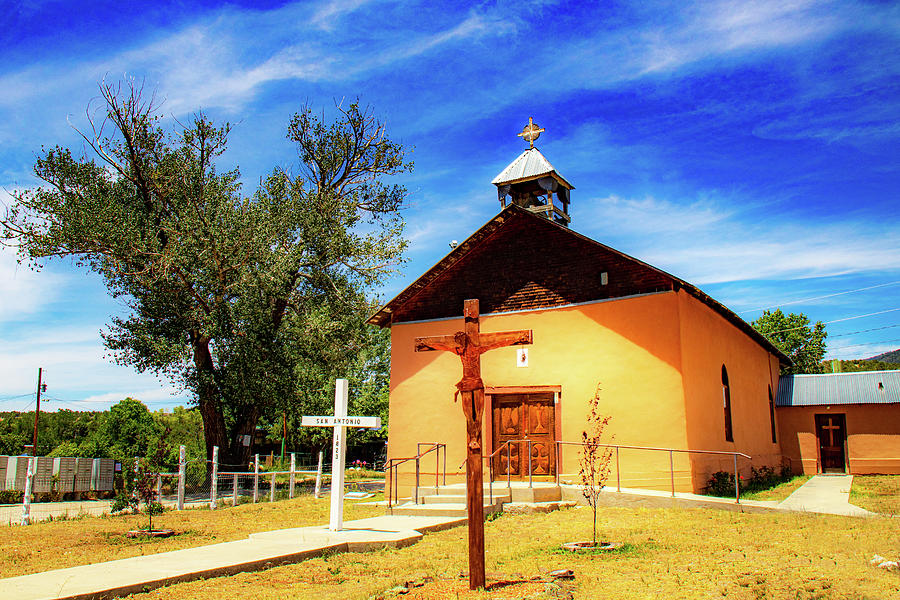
left=414, top=299, right=532, bottom=590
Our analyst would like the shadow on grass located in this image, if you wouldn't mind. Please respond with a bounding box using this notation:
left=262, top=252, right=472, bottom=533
left=545, top=540, right=659, bottom=557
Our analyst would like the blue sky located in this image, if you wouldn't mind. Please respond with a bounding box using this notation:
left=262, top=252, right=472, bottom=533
left=1, top=0, right=898, bottom=412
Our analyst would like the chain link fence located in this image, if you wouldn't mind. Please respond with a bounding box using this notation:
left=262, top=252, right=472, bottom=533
left=2, top=448, right=345, bottom=525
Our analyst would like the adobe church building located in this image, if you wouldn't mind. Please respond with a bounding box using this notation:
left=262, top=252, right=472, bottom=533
left=369, top=124, right=797, bottom=495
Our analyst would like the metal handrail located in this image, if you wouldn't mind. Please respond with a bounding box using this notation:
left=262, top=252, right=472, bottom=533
left=555, top=441, right=751, bottom=504
left=457, top=439, right=535, bottom=504
left=385, top=443, right=446, bottom=509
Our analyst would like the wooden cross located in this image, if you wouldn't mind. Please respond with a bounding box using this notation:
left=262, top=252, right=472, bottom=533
left=414, top=299, right=532, bottom=590
left=517, top=116, right=544, bottom=149
left=821, top=420, right=841, bottom=445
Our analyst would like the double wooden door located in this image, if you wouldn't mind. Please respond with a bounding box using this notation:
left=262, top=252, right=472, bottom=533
left=815, top=414, right=847, bottom=473
left=492, top=393, right=555, bottom=478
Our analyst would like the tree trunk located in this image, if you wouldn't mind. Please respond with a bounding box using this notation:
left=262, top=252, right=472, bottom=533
left=191, top=333, right=228, bottom=466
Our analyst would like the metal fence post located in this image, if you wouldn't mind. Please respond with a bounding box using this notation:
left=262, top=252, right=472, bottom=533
left=253, top=453, right=260, bottom=503
left=616, top=446, right=621, bottom=492
left=177, top=445, right=186, bottom=510
left=21, top=457, right=34, bottom=526
left=555, top=441, right=560, bottom=486
left=506, top=443, right=511, bottom=489
left=232, top=473, right=238, bottom=507
left=528, top=440, right=533, bottom=488
left=314, top=451, right=323, bottom=499
left=733, top=454, right=740, bottom=504
left=289, top=453, right=296, bottom=499
left=414, top=455, right=420, bottom=504
left=386, top=461, right=393, bottom=509
left=133, top=458, right=140, bottom=504
left=210, top=446, right=219, bottom=510
left=669, top=450, right=675, bottom=497
left=269, top=472, right=276, bottom=503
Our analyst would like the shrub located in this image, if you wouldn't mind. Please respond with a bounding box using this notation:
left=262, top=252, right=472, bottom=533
left=706, top=471, right=737, bottom=497
left=706, top=463, right=793, bottom=498
left=0, top=490, right=24, bottom=504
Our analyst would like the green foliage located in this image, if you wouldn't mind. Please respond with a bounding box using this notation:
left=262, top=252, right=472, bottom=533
left=751, top=309, right=827, bottom=374
left=826, top=359, right=900, bottom=373
left=705, top=464, right=793, bottom=497
left=0, top=490, right=24, bottom=504
left=152, top=407, right=204, bottom=467
left=47, top=441, right=80, bottom=457
left=1, top=81, right=408, bottom=467
left=869, top=349, right=900, bottom=363
left=95, top=398, right=159, bottom=463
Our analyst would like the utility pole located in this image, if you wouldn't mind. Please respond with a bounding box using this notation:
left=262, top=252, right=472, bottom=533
left=31, top=368, right=45, bottom=457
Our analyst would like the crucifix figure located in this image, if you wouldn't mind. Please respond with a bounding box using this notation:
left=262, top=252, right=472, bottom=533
left=414, top=299, right=532, bottom=590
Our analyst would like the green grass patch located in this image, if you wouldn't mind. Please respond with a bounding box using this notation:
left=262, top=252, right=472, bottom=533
left=741, top=475, right=812, bottom=501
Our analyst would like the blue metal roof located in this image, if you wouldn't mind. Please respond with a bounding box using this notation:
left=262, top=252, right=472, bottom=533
left=776, top=370, right=900, bottom=406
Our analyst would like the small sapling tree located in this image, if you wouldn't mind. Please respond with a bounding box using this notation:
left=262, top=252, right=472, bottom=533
left=112, top=429, right=169, bottom=535
left=579, top=384, right=613, bottom=546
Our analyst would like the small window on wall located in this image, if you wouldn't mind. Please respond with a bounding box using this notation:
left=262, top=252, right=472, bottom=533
left=722, top=365, right=733, bottom=442
left=768, top=385, right=777, bottom=443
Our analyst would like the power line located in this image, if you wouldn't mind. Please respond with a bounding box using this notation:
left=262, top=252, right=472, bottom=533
left=830, top=338, right=900, bottom=352
left=763, top=307, right=900, bottom=335
left=830, top=323, right=900, bottom=338
left=739, top=280, right=900, bottom=314
left=0, top=393, right=35, bottom=401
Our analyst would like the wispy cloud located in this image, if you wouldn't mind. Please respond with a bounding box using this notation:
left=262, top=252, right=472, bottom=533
left=312, top=0, right=378, bottom=30
left=0, top=194, right=65, bottom=322
left=579, top=194, right=900, bottom=284
left=80, top=386, right=182, bottom=405
left=0, top=2, right=509, bottom=118
left=0, top=323, right=187, bottom=406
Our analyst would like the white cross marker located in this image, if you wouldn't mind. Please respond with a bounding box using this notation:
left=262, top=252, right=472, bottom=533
left=300, top=378, right=381, bottom=531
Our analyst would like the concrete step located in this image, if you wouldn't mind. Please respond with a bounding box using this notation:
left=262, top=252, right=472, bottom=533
left=421, top=492, right=511, bottom=505
left=388, top=501, right=504, bottom=518
left=418, top=483, right=562, bottom=504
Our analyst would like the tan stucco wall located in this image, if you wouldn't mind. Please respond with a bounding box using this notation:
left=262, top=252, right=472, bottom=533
left=676, top=290, right=783, bottom=490
left=387, top=292, right=690, bottom=495
left=386, top=289, right=784, bottom=497
left=777, top=404, right=900, bottom=474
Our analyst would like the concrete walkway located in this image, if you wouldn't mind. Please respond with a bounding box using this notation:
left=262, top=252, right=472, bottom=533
left=777, top=474, right=874, bottom=517
left=572, top=475, right=876, bottom=517
left=0, top=514, right=465, bottom=600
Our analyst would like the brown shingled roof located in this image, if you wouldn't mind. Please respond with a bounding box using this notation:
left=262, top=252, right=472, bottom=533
left=368, top=205, right=790, bottom=366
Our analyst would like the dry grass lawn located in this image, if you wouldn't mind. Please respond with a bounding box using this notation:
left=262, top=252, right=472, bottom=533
left=0, top=494, right=383, bottom=577
left=851, top=475, right=900, bottom=515
left=121, top=505, right=900, bottom=600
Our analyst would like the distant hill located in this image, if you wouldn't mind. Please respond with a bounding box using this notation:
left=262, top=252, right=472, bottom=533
left=820, top=357, right=900, bottom=373
left=867, top=349, right=900, bottom=363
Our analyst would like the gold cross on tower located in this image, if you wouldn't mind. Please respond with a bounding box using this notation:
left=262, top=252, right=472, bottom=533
left=414, top=299, right=532, bottom=590
left=517, top=116, right=545, bottom=149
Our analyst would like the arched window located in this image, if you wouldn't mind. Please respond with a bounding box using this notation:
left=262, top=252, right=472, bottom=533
left=722, top=365, right=733, bottom=442
left=768, top=385, right=777, bottom=443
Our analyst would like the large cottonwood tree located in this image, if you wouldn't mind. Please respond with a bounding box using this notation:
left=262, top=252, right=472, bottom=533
left=0, top=81, right=409, bottom=468
left=752, top=309, right=827, bottom=375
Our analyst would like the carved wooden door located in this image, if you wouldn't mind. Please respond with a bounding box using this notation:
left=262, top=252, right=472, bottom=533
left=815, top=414, right=847, bottom=473
left=492, top=394, right=555, bottom=478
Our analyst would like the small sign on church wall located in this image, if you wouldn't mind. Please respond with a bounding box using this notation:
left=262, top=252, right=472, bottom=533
left=517, top=347, right=529, bottom=367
